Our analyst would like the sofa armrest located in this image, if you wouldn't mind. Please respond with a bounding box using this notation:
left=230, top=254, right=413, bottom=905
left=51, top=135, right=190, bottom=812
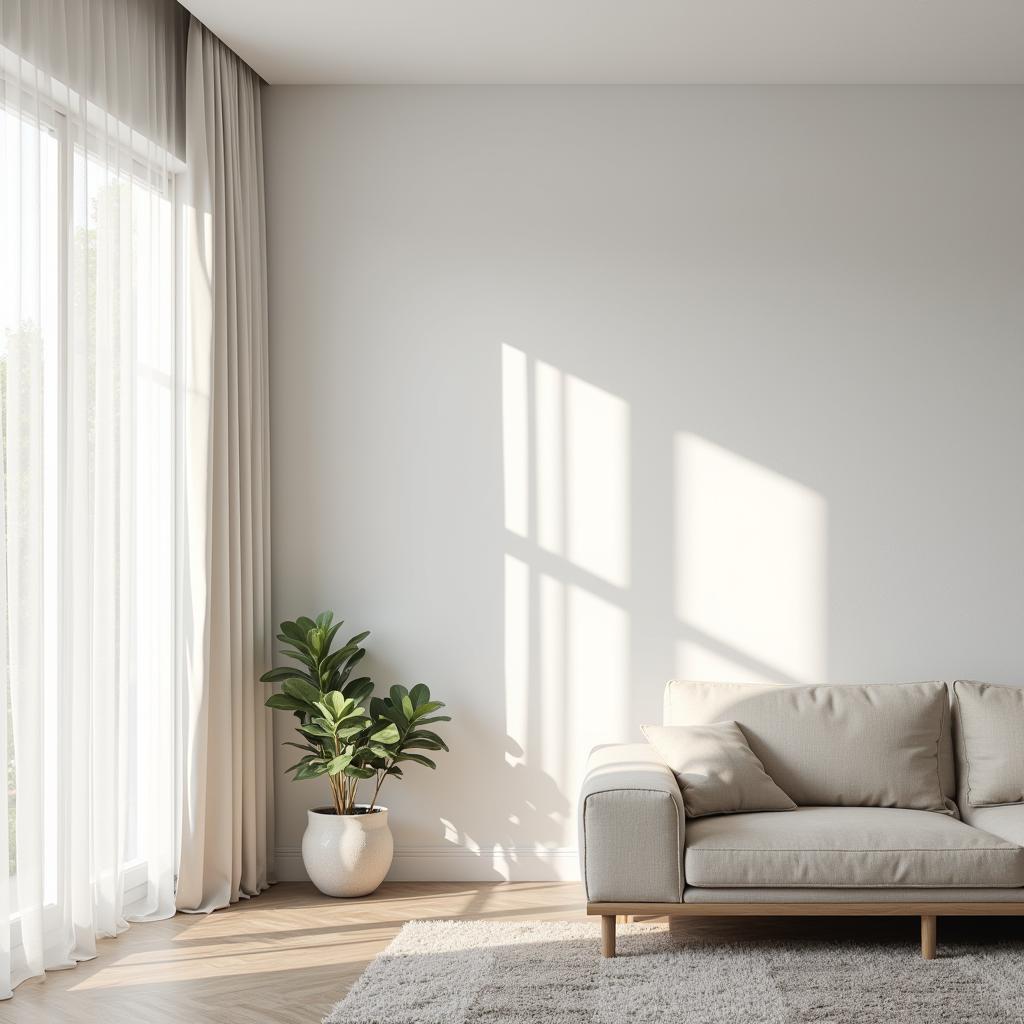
left=578, top=742, right=685, bottom=904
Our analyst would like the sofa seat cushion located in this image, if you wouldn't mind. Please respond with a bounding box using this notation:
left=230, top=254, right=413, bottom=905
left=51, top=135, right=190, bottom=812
left=683, top=886, right=1024, bottom=903
left=961, top=804, right=1024, bottom=849
left=685, top=806, right=1024, bottom=888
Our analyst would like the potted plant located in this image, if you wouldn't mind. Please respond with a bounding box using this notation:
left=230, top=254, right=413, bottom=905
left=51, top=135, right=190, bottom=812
left=260, top=612, right=450, bottom=897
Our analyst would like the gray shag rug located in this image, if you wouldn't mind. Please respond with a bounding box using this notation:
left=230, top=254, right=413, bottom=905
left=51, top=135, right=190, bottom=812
left=324, top=919, right=1024, bottom=1023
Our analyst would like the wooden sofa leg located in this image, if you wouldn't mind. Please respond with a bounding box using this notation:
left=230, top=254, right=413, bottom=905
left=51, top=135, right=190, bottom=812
left=601, top=915, right=616, bottom=958
left=921, top=915, right=937, bottom=960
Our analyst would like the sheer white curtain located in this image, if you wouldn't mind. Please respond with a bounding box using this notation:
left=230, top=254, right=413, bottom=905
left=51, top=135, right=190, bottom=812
left=176, top=15, right=274, bottom=914
left=0, top=0, right=186, bottom=997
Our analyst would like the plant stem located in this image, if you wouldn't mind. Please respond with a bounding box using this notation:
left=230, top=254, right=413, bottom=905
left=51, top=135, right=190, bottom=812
left=330, top=730, right=344, bottom=814
left=367, top=757, right=393, bottom=813
left=328, top=772, right=343, bottom=815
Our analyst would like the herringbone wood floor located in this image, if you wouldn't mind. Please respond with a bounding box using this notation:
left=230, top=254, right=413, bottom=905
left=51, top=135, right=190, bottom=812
left=4, top=881, right=1018, bottom=1023
left=0, top=881, right=587, bottom=1024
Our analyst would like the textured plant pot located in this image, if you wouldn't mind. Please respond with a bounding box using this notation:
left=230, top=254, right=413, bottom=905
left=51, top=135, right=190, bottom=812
left=301, top=805, right=394, bottom=898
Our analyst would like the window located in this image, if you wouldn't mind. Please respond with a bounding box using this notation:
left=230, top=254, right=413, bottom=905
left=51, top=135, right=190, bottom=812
left=1, top=75, right=176, bottom=910
left=1, top=98, right=61, bottom=887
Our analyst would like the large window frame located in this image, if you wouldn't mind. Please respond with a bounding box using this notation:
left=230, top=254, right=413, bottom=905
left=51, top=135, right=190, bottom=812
left=1, top=68, right=178, bottom=936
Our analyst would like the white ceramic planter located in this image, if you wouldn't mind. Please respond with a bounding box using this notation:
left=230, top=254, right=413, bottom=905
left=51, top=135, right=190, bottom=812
left=301, top=805, right=394, bottom=898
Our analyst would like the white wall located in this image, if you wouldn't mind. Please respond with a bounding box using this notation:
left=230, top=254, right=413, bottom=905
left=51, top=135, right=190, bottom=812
left=262, top=86, right=1024, bottom=881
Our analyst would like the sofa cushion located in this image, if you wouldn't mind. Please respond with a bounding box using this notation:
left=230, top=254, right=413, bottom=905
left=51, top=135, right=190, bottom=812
left=684, top=886, right=1024, bottom=903
left=643, top=721, right=797, bottom=818
left=960, top=803, right=1024, bottom=849
left=684, top=806, right=1024, bottom=888
left=664, top=679, right=955, bottom=814
left=953, top=680, right=1024, bottom=807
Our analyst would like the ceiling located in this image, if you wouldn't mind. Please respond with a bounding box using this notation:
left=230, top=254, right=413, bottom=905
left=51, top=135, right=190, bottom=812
left=179, top=1, right=1024, bottom=86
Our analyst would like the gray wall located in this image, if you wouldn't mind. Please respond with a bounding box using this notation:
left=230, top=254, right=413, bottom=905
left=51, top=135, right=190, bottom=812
left=262, top=86, right=1024, bottom=880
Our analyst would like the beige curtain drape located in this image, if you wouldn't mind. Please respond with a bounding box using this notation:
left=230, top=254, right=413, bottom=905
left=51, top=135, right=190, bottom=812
left=176, top=15, right=274, bottom=913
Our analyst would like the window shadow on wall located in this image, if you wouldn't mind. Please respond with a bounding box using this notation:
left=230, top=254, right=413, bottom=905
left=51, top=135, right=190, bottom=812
left=495, top=343, right=828, bottom=875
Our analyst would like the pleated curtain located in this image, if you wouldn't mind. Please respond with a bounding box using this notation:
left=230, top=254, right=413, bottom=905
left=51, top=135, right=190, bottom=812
left=176, top=14, right=274, bottom=914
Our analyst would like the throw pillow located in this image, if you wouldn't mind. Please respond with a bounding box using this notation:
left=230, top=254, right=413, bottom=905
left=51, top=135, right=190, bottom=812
left=643, top=720, right=797, bottom=818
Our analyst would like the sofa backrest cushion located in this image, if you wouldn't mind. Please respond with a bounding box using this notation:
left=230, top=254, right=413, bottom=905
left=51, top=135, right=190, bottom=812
left=663, top=680, right=956, bottom=815
left=952, top=680, right=1024, bottom=808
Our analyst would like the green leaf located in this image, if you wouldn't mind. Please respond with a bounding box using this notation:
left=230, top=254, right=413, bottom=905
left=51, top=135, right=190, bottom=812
left=282, top=649, right=319, bottom=671
left=326, top=691, right=351, bottom=719
left=280, top=620, right=307, bottom=645
left=298, top=723, right=334, bottom=740
left=405, top=738, right=447, bottom=752
left=261, top=666, right=304, bottom=683
left=323, top=620, right=344, bottom=652
left=337, top=722, right=368, bottom=741
left=409, top=683, right=430, bottom=707
left=380, top=695, right=408, bottom=725
left=395, top=752, right=437, bottom=770
left=410, top=729, right=449, bottom=750
left=282, top=741, right=320, bottom=754
left=411, top=700, right=444, bottom=720
left=414, top=715, right=452, bottom=726
left=276, top=633, right=309, bottom=653
left=401, top=694, right=415, bottom=720
left=282, top=678, right=322, bottom=707
left=296, top=616, right=317, bottom=634
left=265, top=693, right=307, bottom=712
left=343, top=677, right=374, bottom=705
left=308, top=628, right=325, bottom=657
left=322, top=644, right=359, bottom=675
left=370, top=723, right=400, bottom=745
left=326, top=753, right=354, bottom=774
left=342, top=765, right=375, bottom=780
left=295, top=762, right=330, bottom=780
left=316, top=611, right=335, bottom=630
left=337, top=648, right=366, bottom=685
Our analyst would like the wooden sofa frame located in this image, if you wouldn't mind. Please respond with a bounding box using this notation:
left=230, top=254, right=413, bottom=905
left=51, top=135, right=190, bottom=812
left=588, top=901, right=1024, bottom=960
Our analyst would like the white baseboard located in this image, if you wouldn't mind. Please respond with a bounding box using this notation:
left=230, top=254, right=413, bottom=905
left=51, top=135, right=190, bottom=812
left=273, top=845, right=580, bottom=883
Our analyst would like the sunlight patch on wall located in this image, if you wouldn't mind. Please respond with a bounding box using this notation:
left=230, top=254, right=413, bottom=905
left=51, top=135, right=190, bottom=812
left=566, top=585, right=630, bottom=795
left=565, top=376, right=630, bottom=588
left=538, top=572, right=566, bottom=784
left=501, top=344, right=529, bottom=538
left=675, top=433, right=826, bottom=684
left=533, top=358, right=630, bottom=588
left=535, top=359, right=564, bottom=555
left=503, top=553, right=530, bottom=767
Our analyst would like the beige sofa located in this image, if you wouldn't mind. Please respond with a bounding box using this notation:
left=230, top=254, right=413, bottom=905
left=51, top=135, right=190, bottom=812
left=578, top=679, right=1024, bottom=959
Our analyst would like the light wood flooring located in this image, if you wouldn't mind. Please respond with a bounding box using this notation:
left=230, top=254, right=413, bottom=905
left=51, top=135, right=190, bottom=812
left=3, top=881, right=1019, bottom=1023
